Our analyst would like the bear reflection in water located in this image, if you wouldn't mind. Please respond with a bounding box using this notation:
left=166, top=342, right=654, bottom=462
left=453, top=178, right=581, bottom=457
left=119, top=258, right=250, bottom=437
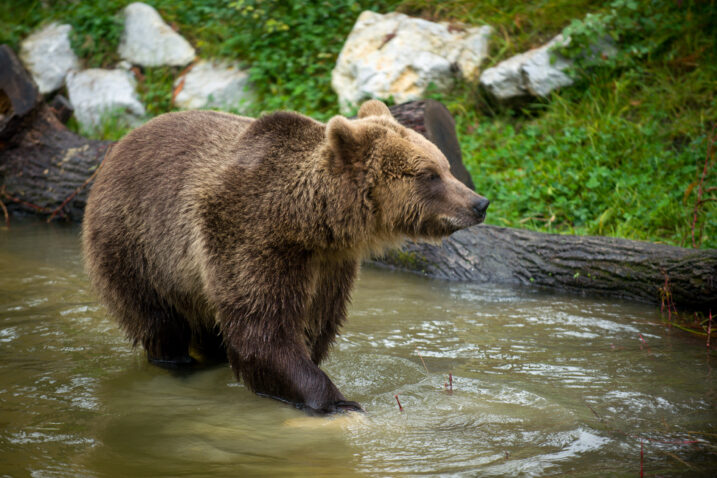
left=82, top=100, right=489, bottom=415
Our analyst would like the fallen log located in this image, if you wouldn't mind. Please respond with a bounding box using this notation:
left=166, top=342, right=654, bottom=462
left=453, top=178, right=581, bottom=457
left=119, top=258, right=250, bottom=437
left=0, top=45, right=111, bottom=221
left=377, top=226, right=717, bottom=310
left=0, top=102, right=111, bottom=221
left=0, top=44, right=41, bottom=143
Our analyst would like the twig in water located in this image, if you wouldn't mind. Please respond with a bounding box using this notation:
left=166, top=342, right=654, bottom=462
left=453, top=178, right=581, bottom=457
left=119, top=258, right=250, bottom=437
left=640, top=440, right=644, bottom=478
left=585, top=402, right=601, bottom=421
left=708, top=310, right=713, bottom=348
left=659, top=270, right=679, bottom=326
left=638, top=333, right=652, bottom=356
left=659, top=449, right=696, bottom=470
left=414, top=348, right=430, bottom=375
left=394, top=394, right=403, bottom=412
left=0, top=197, right=8, bottom=227
left=444, top=372, right=453, bottom=393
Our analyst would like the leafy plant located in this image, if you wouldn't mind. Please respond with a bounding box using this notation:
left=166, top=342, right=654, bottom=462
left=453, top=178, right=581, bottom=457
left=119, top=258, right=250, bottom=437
left=560, top=0, right=717, bottom=73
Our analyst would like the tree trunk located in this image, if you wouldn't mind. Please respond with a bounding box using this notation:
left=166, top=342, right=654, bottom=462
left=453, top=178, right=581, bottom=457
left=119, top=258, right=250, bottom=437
left=0, top=45, right=111, bottom=222
left=376, top=226, right=717, bottom=310
left=0, top=103, right=112, bottom=221
left=388, top=99, right=475, bottom=190
left=0, top=44, right=41, bottom=143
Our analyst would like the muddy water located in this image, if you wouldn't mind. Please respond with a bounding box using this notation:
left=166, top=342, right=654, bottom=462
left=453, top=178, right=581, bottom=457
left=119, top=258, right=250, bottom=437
left=1, top=221, right=715, bottom=477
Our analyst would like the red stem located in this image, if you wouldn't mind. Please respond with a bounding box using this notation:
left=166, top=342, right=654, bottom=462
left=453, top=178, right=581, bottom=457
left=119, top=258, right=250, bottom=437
left=708, top=310, right=713, bottom=348
left=0, top=198, right=8, bottom=228
left=640, top=440, right=644, bottom=477
left=394, top=394, right=403, bottom=412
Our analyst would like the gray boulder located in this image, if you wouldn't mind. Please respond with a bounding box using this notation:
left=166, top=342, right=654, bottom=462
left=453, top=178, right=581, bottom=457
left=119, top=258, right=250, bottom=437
left=479, top=35, right=573, bottom=102
left=173, top=60, right=253, bottom=111
left=118, top=2, right=195, bottom=67
left=19, top=23, right=79, bottom=94
left=66, top=69, right=145, bottom=132
left=332, top=11, right=492, bottom=112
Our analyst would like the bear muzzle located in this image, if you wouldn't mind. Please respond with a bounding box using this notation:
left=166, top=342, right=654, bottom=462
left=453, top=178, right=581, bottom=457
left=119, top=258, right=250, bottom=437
left=471, top=197, right=490, bottom=223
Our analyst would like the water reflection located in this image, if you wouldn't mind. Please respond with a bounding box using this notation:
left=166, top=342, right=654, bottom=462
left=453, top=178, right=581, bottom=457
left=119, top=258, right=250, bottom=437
left=1, top=221, right=715, bottom=476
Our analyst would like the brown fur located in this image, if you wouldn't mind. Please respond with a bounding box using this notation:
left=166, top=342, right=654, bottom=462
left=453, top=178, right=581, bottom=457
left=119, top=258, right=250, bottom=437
left=82, top=101, right=488, bottom=413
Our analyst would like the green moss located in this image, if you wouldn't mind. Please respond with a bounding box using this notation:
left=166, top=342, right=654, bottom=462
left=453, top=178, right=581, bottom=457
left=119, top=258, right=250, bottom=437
left=383, top=249, right=430, bottom=273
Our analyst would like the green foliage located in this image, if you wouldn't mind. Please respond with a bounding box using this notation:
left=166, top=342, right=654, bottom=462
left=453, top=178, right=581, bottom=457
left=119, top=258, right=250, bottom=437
left=67, top=5, right=123, bottom=67
left=0, top=1, right=127, bottom=68
left=560, top=0, right=717, bottom=73
left=219, top=0, right=402, bottom=119
left=137, top=67, right=177, bottom=116
left=419, top=0, right=716, bottom=248
left=447, top=96, right=712, bottom=246
left=68, top=108, right=134, bottom=141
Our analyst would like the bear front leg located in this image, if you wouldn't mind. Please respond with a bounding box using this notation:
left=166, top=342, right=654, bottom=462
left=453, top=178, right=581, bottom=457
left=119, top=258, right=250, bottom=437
left=213, top=253, right=361, bottom=414
left=308, top=259, right=358, bottom=365
left=225, top=336, right=361, bottom=414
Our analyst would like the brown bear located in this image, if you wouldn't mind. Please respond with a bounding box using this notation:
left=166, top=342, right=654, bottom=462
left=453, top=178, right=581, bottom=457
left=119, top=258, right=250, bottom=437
left=82, top=100, right=489, bottom=414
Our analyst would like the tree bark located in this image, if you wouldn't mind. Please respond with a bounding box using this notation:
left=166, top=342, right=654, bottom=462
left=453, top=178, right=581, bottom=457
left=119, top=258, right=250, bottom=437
left=0, top=44, right=41, bottom=143
left=388, top=99, right=475, bottom=190
left=0, top=45, right=111, bottom=221
left=0, top=103, right=112, bottom=221
left=376, top=226, right=717, bottom=310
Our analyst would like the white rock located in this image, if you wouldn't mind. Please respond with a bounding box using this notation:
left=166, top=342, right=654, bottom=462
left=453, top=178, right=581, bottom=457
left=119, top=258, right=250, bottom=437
left=19, top=23, right=79, bottom=94
left=66, top=69, right=145, bottom=131
left=332, top=11, right=492, bottom=112
left=118, top=2, right=195, bottom=67
left=173, top=60, right=253, bottom=111
left=479, top=35, right=574, bottom=101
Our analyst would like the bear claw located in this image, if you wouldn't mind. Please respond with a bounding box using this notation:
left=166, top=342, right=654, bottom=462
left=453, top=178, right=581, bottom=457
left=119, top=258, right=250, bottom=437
left=334, top=400, right=364, bottom=413
left=303, top=399, right=364, bottom=416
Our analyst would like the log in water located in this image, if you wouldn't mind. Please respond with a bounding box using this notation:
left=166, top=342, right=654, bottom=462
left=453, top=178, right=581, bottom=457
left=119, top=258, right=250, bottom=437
left=378, top=226, right=717, bottom=310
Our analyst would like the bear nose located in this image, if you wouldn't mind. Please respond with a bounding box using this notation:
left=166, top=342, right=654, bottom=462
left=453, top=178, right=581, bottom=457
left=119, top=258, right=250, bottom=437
left=472, top=197, right=490, bottom=217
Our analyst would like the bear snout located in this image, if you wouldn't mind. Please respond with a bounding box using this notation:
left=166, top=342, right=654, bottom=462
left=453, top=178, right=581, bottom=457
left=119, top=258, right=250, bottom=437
left=471, top=197, right=490, bottom=222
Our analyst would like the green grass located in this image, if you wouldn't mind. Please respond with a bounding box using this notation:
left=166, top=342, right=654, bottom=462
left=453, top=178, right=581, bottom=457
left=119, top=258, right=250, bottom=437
left=1, top=0, right=714, bottom=248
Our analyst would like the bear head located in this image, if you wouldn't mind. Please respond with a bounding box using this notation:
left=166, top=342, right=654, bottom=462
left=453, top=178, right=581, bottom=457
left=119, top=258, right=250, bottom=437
left=325, top=100, right=489, bottom=243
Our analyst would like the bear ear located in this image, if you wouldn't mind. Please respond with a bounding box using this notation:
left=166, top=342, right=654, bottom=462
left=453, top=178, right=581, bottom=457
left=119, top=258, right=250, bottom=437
left=326, top=115, right=362, bottom=166
left=358, top=99, right=392, bottom=119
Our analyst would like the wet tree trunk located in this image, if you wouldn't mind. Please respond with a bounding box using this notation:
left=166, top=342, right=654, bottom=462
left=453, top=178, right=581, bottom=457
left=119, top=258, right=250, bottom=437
left=0, top=103, right=112, bottom=222
left=0, top=45, right=111, bottom=222
left=376, top=226, right=717, bottom=310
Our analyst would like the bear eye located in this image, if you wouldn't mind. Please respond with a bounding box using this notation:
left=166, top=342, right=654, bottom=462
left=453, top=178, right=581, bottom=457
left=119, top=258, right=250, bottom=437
left=423, top=170, right=440, bottom=181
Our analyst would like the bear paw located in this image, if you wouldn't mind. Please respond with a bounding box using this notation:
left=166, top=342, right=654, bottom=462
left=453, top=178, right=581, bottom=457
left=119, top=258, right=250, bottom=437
left=304, top=399, right=364, bottom=416
left=334, top=400, right=364, bottom=413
